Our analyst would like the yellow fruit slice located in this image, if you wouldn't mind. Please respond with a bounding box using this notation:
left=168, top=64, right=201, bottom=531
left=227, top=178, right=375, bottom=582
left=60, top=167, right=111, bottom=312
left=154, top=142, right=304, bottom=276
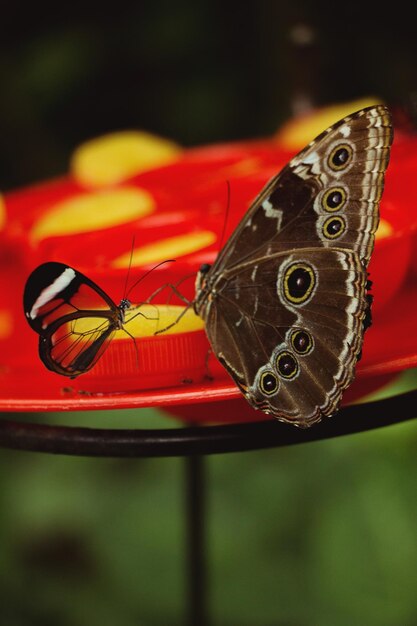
left=0, top=310, right=12, bottom=339
left=73, top=304, right=204, bottom=339
left=275, top=97, right=383, bottom=150
left=376, top=218, right=393, bottom=240
left=31, top=187, right=155, bottom=240
left=71, top=131, right=182, bottom=187
left=112, top=231, right=216, bottom=267
left=0, top=195, right=6, bottom=230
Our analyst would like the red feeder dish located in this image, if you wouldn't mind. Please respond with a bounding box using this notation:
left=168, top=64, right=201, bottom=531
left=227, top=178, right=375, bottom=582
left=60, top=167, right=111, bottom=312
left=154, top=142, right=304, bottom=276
left=0, top=119, right=416, bottom=423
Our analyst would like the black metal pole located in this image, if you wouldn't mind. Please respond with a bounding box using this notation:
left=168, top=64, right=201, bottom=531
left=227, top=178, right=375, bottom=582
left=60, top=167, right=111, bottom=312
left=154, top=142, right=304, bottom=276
left=1, top=389, right=417, bottom=456
left=185, top=453, right=208, bottom=626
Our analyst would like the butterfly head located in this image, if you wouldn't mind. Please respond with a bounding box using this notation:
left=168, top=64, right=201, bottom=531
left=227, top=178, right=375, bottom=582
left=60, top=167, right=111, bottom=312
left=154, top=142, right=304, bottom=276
left=194, top=263, right=212, bottom=315
left=199, top=263, right=211, bottom=274
left=119, top=298, right=132, bottom=311
left=118, top=298, right=132, bottom=325
left=196, top=263, right=211, bottom=288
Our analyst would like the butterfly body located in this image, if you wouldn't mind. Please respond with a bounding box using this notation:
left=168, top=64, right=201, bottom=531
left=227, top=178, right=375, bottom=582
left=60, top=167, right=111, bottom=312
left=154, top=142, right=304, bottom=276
left=24, top=262, right=134, bottom=378
left=195, top=105, right=393, bottom=427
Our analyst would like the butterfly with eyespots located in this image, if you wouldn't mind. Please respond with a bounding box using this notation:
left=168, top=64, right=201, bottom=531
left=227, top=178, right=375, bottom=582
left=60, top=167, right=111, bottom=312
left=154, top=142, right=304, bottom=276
left=193, top=105, right=393, bottom=427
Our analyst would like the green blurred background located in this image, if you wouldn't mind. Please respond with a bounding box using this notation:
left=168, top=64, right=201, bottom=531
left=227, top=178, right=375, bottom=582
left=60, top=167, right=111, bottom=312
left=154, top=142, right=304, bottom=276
left=2, top=2, right=417, bottom=625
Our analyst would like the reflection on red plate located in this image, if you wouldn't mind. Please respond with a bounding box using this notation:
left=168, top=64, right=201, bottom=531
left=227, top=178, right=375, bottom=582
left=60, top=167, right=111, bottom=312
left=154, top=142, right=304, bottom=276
left=1, top=130, right=417, bottom=423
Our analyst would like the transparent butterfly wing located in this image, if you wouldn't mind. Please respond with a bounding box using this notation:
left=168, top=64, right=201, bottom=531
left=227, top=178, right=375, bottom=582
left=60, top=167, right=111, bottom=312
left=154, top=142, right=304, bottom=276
left=24, top=262, right=120, bottom=377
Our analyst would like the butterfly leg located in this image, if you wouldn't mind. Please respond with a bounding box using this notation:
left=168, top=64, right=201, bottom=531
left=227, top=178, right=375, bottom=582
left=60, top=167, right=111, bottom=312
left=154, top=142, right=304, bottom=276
left=142, top=276, right=194, bottom=335
left=146, top=274, right=193, bottom=307
left=126, top=305, right=160, bottom=324
left=120, top=326, right=140, bottom=370
left=154, top=303, right=192, bottom=335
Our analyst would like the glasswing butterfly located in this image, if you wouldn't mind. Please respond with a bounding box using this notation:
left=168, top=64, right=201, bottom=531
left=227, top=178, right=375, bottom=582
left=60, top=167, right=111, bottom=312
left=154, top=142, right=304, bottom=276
left=23, top=261, right=158, bottom=377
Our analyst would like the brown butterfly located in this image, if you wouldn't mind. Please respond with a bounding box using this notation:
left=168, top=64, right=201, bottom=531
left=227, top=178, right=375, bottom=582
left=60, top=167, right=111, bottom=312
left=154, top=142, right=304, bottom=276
left=193, top=105, right=393, bottom=427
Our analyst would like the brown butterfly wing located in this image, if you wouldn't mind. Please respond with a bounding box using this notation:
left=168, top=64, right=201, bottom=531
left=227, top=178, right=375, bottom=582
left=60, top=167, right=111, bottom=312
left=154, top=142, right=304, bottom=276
left=195, top=105, right=393, bottom=426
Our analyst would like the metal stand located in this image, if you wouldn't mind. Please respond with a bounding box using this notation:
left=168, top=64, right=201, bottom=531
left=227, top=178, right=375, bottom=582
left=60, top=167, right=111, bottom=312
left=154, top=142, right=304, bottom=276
left=186, top=453, right=208, bottom=626
left=1, top=389, right=417, bottom=456
left=1, top=389, right=417, bottom=625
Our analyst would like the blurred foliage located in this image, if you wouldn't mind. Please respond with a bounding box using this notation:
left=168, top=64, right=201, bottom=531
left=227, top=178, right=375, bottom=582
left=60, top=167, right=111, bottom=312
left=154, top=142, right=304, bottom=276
left=2, top=1, right=417, bottom=189
left=0, top=371, right=417, bottom=625
left=2, top=1, right=417, bottom=624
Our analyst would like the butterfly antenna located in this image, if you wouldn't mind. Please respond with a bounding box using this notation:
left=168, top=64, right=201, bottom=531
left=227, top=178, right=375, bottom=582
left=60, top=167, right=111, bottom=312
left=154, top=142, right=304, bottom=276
left=125, top=259, right=176, bottom=300
left=217, top=180, right=231, bottom=252
left=122, top=236, right=136, bottom=301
